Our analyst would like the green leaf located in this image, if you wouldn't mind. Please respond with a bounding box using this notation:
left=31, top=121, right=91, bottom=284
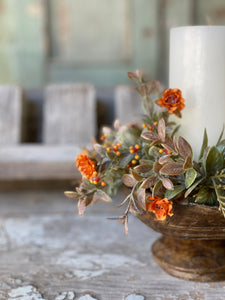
left=205, top=146, right=223, bottom=176
left=195, top=188, right=217, bottom=206
left=171, top=125, right=181, bottom=138
left=184, top=178, right=204, bottom=198
left=119, top=153, right=134, bottom=168
left=199, top=129, right=208, bottom=160
left=212, top=171, right=225, bottom=216
left=148, top=146, right=160, bottom=160
left=106, top=151, right=115, bottom=160
left=216, top=124, right=225, bottom=146
left=165, top=185, right=185, bottom=200
left=94, top=143, right=106, bottom=156
left=152, top=180, right=163, bottom=197
left=185, top=168, right=197, bottom=188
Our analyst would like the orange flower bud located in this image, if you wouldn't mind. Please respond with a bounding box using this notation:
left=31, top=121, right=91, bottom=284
left=157, top=88, right=185, bottom=117
left=146, top=196, right=173, bottom=221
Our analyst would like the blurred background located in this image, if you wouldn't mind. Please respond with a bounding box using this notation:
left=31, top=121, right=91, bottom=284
left=0, top=0, right=225, bottom=190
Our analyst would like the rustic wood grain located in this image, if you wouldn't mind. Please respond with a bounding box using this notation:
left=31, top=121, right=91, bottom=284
left=0, top=86, right=25, bottom=144
left=0, top=145, right=82, bottom=180
left=0, top=190, right=225, bottom=299
left=43, top=84, right=96, bottom=144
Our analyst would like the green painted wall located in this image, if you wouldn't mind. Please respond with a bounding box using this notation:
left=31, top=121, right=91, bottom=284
left=0, top=0, right=225, bottom=88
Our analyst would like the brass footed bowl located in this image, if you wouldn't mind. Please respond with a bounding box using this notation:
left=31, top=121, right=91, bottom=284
left=130, top=202, right=225, bottom=282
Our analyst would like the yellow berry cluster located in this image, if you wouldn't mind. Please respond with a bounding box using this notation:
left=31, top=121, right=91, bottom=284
left=128, top=144, right=141, bottom=166
left=90, top=171, right=106, bottom=187
left=142, top=121, right=158, bottom=131
left=106, top=142, right=122, bottom=156
left=100, top=134, right=108, bottom=141
left=159, top=148, right=172, bottom=155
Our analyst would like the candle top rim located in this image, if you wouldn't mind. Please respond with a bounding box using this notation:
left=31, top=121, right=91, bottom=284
left=171, top=25, right=225, bottom=31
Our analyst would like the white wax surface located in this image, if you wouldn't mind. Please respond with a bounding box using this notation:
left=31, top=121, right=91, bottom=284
left=169, top=26, right=225, bottom=158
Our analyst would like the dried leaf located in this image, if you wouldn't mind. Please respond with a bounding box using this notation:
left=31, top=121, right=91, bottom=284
left=177, top=137, right=193, bottom=159
left=137, top=188, right=146, bottom=210
left=134, top=164, right=153, bottom=173
left=150, top=140, right=162, bottom=146
left=78, top=199, right=86, bottom=216
left=131, top=169, right=144, bottom=181
left=139, top=84, right=151, bottom=95
left=162, top=136, right=176, bottom=153
left=161, top=178, right=174, bottom=190
left=160, top=162, right=184, bottom=176
left=141, top=131, right=159, bottom=141
left=64, top=191, right=79, bottom=199
left=127, top=72, right=139, bottom=82
left=158, top=155, right=174, bottom=165
left=158, top=119, right=166, bottom=142
left=122, top=174, right=137, bottom=187
left=153, top=161, right=163, bottom=174
left=183, top=156, right=193, bottom=170
left=92, top=190, right=112, bottom=205
left=141, top=176, right=157, bottom=189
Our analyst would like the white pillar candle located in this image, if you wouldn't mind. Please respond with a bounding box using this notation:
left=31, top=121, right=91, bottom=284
left=169, top=26, right=225, bottom=159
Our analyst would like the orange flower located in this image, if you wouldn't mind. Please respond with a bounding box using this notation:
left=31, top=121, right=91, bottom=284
left=76, top=153, right=96, bottom=179
left=157, top=88, right=185, bottom=117
left=146, top=196, right=173, bottom=221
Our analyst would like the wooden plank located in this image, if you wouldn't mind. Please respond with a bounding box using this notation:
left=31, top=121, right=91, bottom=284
left=43, top=84, right=96, bottom=144
left=115, top=85, right=142, bottom=124
left=0, top=86, right=24, bottom=144
left=0, top=145, right=82, bottom=180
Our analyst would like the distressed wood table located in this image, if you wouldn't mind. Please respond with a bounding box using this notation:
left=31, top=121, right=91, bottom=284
left=0, top=190, right=225, bottom=300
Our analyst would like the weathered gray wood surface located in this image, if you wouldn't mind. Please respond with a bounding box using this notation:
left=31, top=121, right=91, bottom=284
left=0, top=190, right=224, bottom=300
left=0, top=86, right=24, bottom=144
left=43, top=84, right=96, bottom=144
left=0, top=145, right=82, bottom=180
left=115, top=85, right=143, bottom=124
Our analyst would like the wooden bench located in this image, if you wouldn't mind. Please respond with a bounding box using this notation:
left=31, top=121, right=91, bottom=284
left=0, top=85, right=139, bottom=187
left=0, top=85, right=96, bottom=187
